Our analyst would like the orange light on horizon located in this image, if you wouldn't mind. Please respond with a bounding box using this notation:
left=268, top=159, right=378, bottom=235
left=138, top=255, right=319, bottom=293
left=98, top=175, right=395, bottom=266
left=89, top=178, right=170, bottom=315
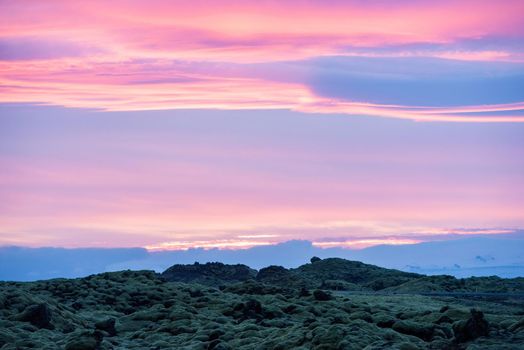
left=144, top=238, right=425, bottom=252
left=312, top=238, right=422, bottom=250
left=145, top=239, right=276, bottom=251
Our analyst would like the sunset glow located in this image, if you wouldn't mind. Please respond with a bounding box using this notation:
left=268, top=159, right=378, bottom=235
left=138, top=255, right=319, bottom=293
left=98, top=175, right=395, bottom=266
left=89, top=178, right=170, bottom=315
left=1, top=1, right=523, bottom=250
left=1, top=0, right=524, bottom=121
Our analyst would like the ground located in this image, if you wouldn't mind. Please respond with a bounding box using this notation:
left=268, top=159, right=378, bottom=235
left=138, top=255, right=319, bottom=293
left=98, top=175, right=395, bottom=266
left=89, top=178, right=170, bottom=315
left=1, top=259, right=523, bottom=349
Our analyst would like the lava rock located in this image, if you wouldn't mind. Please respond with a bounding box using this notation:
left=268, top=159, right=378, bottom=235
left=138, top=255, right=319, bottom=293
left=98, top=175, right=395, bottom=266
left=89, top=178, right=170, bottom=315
left=162, top=262, right=256, bottom=286
left=392, top=320, right=435, bottom=341
left=509, top=318, right=524, bottom=332
left=65, top=334, right=98, bottom=350
left=256, top=265, right=291, bottom=283
left=16, top=303, right=53, bottom=329
left=189, top=289, right=205, bottom=298
left=453, top=309, right=489, bottom=343
left=313, top=289, right=332, bottom=301
left=208, top=329, right=225, bottom=341
left=298, top=287, right=311, bottom=297
left=244, top=299, right=263, bottom=315
left=95, top=318, right=116, bottom=336
left=227, top=299, right=265, bottom=321
left=310, top=256, right=322, bottom=263
left=0, top=330, right=15, bottom=347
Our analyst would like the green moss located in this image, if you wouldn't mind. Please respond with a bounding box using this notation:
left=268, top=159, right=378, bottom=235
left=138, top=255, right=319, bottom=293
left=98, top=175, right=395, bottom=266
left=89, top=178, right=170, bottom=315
left=1, top=259, right=523, bottom=349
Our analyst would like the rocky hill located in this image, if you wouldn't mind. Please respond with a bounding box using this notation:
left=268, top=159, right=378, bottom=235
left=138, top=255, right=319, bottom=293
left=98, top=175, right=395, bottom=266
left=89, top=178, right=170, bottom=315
left=161, top=262, right=257, bottom=286
left=0, top=258, right=523, bottom=349
left=161, top=257, right=524, bottom=294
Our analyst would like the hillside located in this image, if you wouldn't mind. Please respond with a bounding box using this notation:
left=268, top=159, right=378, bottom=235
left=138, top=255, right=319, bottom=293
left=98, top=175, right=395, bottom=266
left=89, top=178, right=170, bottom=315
left=161, top=257, right=524, bottom=293
left=0, top=258, right=523, bottom=349
left=161, top=262, right=257, bottom=286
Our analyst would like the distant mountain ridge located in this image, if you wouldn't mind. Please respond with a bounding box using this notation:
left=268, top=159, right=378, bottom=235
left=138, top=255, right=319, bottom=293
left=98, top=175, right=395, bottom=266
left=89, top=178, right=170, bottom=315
left=161, top=258, right=422, bottom=291
left=160, top=258, right=524, bottom=294
left=1, top=232, right=524, bottom=281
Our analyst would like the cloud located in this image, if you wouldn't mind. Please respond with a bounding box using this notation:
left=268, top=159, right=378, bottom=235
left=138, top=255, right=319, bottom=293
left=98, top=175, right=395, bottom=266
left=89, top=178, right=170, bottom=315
left=1, top=1, right=524, bottom=121
left=2, top=1, right=523, bottom=60
left=1, top=57, right=523, bottom=122
left=307, top=56, right=524, bottom=107
left=0, top=37, right=100, bottom=61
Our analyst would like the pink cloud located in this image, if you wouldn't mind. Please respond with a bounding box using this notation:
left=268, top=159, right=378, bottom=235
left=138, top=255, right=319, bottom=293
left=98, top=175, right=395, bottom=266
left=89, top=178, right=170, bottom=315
left=1, top=1, right=523, bottom=121
left=1, top=58, right=523, bottom=122
left=1, top=1, right=523, bottom=250
left=2, top=1, right=523, bottom=59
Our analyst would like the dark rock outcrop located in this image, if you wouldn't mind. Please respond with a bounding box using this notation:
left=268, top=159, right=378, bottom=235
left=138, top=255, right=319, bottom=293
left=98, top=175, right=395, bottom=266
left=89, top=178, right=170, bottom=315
left=392, top=320, right=435, bottom=341
left=161, top=262, right=256, bottom=286
left=64, top=334, right=98, bottom=350
left=162, top=258, right=524, bottom=294
left=222, top=279, right=292, bottom=296
left=224, top=299, right=265, bottom=321
left=310, top=256, right=322, bottom=263
left=16, top=303, right=53, bottom=329
left=313, top=289, right=332, bottom=301
left=95, top=318, right=116, bottom=336
left=293, top=258, right=421, bottom=291
left=256, top=265, right=289, bottom=282
left=453, top=309, right=489, bottom=343
left=0, top=330, right=15, bottom=347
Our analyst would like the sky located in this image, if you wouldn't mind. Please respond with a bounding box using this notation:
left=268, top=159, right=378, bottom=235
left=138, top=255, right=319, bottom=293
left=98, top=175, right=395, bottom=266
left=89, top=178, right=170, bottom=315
left=1, top=0, right=523, bottom=251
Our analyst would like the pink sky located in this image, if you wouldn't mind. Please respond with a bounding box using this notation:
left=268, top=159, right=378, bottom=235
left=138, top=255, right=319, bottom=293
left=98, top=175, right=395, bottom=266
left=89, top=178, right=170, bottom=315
left=1, top=0, right=524, bottom=120
left=0, top=1, right=523, bottom=250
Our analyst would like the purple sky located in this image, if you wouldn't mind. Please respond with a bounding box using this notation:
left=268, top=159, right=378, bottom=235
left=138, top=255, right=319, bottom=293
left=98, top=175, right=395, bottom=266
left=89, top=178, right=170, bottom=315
left=0, top=0, right=523, bottom=250
left=1, top=104, right=523, bottom=249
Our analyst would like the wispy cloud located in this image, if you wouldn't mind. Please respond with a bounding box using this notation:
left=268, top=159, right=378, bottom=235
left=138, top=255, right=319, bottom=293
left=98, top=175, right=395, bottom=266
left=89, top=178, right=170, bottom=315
left=1, top=1, right=523, bottom=121
left=1, top=103, right=523, bottom=249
